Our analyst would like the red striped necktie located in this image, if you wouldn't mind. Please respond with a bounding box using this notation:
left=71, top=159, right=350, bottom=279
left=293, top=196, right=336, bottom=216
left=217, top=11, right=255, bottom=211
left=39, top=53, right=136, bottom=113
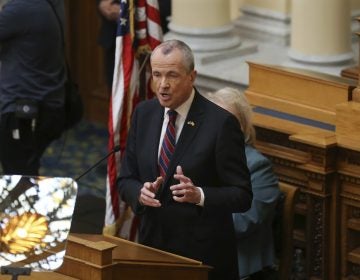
left=158, top=110, right=177, bottom=177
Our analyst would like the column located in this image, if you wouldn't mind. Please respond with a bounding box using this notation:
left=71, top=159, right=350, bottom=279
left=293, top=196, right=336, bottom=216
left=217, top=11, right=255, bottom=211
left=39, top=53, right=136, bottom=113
left=165, top=0, right=241, bottom=52
left=234, top=0, right=291, bottom=46
left=289, top=0, right=353, bottom=64
left=230, top=0, right=242, bottom=20
left=351, top=0, right=360, bottom=37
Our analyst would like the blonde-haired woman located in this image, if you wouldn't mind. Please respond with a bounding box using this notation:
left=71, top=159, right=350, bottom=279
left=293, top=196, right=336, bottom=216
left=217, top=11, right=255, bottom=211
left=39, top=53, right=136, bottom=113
left=204, top=87, right=281, bottom=280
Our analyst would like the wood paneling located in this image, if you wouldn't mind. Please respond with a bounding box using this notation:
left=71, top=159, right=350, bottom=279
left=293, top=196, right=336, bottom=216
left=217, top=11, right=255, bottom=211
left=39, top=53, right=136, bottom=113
left=246, top=62, right=360, bottom=280
left=64, top=0, right=109, bottom=125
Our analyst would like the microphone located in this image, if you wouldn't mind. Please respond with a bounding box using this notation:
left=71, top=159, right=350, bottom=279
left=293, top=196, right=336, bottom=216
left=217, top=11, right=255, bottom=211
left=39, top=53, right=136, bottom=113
left=75, top=145, right=120, bottom=182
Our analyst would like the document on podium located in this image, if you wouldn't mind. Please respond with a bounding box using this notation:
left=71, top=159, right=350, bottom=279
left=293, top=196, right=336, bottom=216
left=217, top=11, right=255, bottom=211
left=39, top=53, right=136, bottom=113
left=0, top=175, right=78, bottom=273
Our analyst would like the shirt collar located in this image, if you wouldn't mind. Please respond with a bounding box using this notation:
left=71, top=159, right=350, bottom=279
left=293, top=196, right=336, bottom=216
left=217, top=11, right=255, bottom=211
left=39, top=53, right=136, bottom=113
left=164, top=88, right=195, bottom=119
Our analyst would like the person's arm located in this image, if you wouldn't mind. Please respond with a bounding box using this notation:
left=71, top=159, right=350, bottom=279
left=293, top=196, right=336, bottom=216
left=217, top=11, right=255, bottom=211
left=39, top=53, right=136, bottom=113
left=117, top=107, right=145, bottom=214
left=117, top=106, right=165, bottom=215
left=98, top=0, right=120, bottom=22
left=202, top=114, right=253, bottom=213
left=233, top=157, right=280, bottom=238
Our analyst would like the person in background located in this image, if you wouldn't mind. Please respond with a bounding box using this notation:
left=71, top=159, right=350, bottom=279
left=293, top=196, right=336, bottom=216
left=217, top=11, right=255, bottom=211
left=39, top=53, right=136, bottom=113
left=204, top=87, right=281, bottom=280
left=0, top=0, right=66, bottom=176
left=96, top=0, right=120, bottom=90
left=158, top=0, right=171, bottom=33
left=117, top=39, right=252, bottom=280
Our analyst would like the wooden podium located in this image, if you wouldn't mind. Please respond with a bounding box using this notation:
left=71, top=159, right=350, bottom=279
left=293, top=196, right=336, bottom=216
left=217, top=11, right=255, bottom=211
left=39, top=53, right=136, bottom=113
left=57, top=234, right=210, bottom=280
left=0, top=234, right=210, bottom=280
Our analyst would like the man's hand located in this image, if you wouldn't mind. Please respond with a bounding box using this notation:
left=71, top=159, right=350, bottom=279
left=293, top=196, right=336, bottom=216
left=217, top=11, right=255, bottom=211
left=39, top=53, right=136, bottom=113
left=138, top=176, right=163, bottom=207
left=171, top=166, right=201, bottom=204
left=98, top=0, right=120, bottom=22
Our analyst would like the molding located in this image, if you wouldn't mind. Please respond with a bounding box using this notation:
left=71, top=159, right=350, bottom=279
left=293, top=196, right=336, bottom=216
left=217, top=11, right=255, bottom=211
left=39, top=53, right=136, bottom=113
left=288, top=49, right=354, bottom=64
left=165, top=23, right=242, bottom=52
left=234, top=5, right=291, bottom=46
left=241, top=5, right=290, bottom=21
left=168, top=23, right=235, bottom=36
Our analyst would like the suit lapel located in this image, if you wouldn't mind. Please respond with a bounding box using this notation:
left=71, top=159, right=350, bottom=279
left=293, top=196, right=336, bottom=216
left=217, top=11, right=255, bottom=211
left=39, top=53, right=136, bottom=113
left=149, top=104, right=164, bottom=179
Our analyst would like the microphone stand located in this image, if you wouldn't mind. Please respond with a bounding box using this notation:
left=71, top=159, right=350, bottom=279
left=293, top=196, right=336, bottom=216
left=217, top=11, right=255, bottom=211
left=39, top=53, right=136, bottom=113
left=1, top=266, right=32, bottom=280
left=75, top=145, right=120, bottom=182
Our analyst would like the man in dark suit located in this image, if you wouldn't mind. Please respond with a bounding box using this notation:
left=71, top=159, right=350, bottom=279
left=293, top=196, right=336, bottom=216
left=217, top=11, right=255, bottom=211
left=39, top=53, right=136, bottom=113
left=118, top=39, right=252, bottom=280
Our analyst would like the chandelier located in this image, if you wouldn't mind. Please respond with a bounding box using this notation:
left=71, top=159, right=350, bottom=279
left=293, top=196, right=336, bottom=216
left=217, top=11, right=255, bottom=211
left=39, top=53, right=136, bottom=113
left=0, top=212, right=48, bottom=255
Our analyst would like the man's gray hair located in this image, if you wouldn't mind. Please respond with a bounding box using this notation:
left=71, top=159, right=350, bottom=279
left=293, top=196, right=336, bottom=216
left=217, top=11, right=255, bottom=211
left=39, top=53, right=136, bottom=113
left=151, top=39, right=195, bottom=73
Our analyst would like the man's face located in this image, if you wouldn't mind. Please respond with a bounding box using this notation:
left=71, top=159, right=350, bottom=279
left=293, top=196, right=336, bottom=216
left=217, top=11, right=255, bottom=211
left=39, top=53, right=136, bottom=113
left=151, top=48, right=196, bottom=109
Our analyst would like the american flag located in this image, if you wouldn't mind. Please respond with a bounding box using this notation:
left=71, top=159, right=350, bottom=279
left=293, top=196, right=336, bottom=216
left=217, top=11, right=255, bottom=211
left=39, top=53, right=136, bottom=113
left=104, top=0, right=162, bottom=239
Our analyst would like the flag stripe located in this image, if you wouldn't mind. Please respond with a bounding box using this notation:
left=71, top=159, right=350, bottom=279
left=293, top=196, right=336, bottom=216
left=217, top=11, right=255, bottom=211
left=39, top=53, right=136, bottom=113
left=104, top=0, right=163, bottom=238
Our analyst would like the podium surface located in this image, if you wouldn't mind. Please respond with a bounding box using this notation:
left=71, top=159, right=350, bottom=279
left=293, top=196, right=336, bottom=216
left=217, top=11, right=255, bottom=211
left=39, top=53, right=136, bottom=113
left=56, top=234, right=210, bottom=280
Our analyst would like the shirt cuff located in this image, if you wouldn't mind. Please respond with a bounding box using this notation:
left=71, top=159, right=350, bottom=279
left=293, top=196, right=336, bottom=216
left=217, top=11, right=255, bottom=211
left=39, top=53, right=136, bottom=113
left=196, top=187, right=205, bottom=207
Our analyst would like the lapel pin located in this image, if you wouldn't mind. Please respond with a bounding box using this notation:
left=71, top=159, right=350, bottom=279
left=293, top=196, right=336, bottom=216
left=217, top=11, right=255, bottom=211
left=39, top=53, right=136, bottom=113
left=187, top=121, right=195, bottom=127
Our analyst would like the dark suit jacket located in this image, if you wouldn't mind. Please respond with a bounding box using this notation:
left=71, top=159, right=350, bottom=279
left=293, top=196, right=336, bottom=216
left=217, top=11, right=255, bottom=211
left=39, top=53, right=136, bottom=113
left=118, top=91, right=252, bottom=280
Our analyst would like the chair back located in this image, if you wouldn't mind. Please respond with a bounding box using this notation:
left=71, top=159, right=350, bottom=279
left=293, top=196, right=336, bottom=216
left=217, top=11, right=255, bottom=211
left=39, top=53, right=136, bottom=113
left=274, top=182, right=300, bottom=280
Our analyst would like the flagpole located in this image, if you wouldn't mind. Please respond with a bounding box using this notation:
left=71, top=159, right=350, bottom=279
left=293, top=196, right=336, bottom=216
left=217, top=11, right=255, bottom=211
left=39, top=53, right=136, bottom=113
left=138, top=52, right=151, bottom=101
